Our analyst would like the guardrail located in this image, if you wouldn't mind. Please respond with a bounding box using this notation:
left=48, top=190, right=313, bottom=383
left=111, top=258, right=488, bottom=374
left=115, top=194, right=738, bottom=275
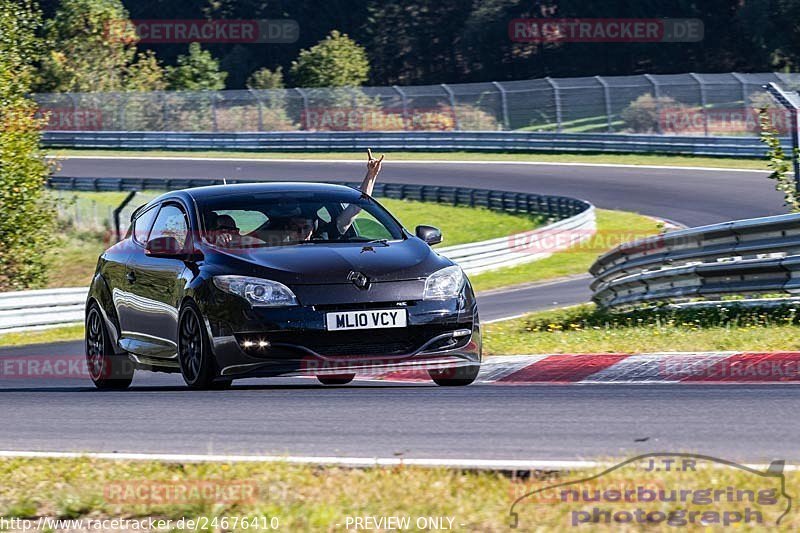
left=0, top=288, right=87, bottom=331
left=41, top=131, right=786, bottom=157
left=0, top=177, right=596, bottom=333
left=590, top=212, right=800, bottom=308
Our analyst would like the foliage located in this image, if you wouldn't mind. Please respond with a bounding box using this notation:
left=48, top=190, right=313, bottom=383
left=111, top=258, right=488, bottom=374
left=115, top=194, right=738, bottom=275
left=124, top=51, right=167, bottom=92
left=37, top=0, right=136, bottom=92
left=290, top=31, right=369, bottom=88
left=36, top=0, right=167, bottom=93
left=246, top=66, right=285, bottom=90
left=621, top=94, right=684, bottom=133
left=166, top=42, right=228, bottom=91
left=0, top=0, right=57, bottom=290
left=759, top=107, right=800, bottom=212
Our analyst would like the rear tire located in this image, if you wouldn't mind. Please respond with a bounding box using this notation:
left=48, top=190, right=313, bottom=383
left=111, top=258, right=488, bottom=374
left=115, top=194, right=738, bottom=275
left=85, top=304, right=134, bottom=390
left=429, top=364, right=480, bottom=386
left=317, top=374, right=355, bottom=385
left=178, top=303, right=218, bottom=390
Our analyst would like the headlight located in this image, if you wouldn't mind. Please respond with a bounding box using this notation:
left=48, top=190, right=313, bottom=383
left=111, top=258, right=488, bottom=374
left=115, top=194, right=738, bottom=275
left=213, top=276, right=298, bottom=307
left=423, top=266, right=465, bottom=300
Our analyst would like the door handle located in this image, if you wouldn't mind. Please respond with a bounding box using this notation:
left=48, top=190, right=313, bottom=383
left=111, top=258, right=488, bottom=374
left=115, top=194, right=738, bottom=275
left=126, top=271, right=136, bottom=284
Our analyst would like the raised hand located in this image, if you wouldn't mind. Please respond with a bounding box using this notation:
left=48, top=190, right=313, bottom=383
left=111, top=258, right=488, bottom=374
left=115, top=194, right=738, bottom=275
left=366, top=148, right=384, bottom=178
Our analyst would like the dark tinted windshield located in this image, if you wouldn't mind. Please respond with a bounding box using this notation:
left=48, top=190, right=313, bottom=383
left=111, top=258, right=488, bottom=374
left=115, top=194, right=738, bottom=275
left=198, top=191, right=404, bottom=248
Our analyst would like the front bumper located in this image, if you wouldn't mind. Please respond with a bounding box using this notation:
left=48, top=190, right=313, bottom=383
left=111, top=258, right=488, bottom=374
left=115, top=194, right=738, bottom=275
left=202, top=282, right=481, bottom=379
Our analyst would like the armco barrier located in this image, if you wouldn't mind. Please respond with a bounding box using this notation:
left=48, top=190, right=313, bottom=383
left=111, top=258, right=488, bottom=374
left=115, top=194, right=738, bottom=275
left=41, top=130, right=787, bottom=157
left=590, top=212, right=800, bottom=308
left=0, top=177, right=596, bottom=332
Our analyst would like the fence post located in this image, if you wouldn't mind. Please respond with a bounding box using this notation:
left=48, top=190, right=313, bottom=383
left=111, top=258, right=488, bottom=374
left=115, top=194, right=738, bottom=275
left=731, top=72, right=749, bottom=108
left=545, top=77, right=562, bottom=132
left=295, top=88, right=310, bottom=129
left=595, top=76, right=613, bottom=132
left=764, top=82, right=800, bottom=192
left=392, top=85, right=409, bottom=129
left=118, top=92, right=128, bottom=131
left=644, top=74, right=662, bottom=134
left=492, top=81, right=510, bottom=130
left=250, top=89, right=264, bottom=131
left=441, top=83, right=461, bottom=130
left=210, top=92, right=219, bottom=132
left=688, top=72, right=709, bottom=136
left=160, top=92, right=169, bottom=130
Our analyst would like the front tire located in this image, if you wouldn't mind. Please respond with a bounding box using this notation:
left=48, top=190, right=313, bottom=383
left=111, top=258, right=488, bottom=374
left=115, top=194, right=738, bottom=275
left=317, top=374, right=355, bottom=385
left=178, top=303, right=218, bottom=390
left=85, top=304, right=134, bottom=390
left=428, top=364, right=480, bottom=386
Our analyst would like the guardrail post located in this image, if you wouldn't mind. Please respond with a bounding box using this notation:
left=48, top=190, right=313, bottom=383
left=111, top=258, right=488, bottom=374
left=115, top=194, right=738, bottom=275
left=595, top=76, right=613, bottom=132
left=644, top=74, right=662, bottom=134
left=688, top=73, right=709, bottom=136
left=545, top=77, right=562, bottom=132
left=440, top=84, right=461, bottom=130
left=492, top=81, right=510, bottom=130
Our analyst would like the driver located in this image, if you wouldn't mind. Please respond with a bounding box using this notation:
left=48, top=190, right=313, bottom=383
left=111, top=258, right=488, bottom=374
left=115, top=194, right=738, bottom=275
left=210, top=214, right=241, bottom=247
left=269, top=148, right=384, bottom=244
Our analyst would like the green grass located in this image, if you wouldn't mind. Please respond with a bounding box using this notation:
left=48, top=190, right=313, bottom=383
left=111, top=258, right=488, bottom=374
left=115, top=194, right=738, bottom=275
left=469, top=209, right=663, bottom=292
left=50, top=149, right=771, bottom=170
left=0, top=457, right=796, bottom=530
left=379, top=198, right=544, bottom=247
left=483, top=303, right=800, bottom=355
left=0, top=324, right=84, bottom=348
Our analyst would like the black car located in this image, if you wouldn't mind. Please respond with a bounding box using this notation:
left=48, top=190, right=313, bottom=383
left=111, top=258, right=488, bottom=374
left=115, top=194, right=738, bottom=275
left=85, top=182, right=481, bottom=389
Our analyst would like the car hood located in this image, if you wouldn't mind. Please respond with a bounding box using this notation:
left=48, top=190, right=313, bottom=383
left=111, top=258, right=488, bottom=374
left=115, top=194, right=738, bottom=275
left=206, top=238, right=452, bottom=285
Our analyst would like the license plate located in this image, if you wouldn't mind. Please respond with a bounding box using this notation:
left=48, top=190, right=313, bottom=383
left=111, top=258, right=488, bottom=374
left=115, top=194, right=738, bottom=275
left=326, top=309, right=407, bottom=331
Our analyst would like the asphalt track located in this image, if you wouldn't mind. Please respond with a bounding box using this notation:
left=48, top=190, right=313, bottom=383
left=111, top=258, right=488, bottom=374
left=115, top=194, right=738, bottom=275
left=0, top=156, right=795, bottom=462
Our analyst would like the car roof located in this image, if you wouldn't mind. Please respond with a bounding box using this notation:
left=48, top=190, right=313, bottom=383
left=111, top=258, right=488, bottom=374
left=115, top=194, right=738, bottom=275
left=182, top=181, right=359, bottom=201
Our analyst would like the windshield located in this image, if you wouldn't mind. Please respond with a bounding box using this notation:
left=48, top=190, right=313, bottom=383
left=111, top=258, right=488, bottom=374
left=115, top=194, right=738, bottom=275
left=198, top=190, right=404, bottom=248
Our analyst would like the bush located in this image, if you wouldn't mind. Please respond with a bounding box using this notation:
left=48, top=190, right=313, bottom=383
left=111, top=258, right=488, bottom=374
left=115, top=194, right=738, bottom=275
left=621, top=94, right=684, bottom=133
left=0, top=0, right=57, bottom=291
left=290, top=30, right=370, bottom=88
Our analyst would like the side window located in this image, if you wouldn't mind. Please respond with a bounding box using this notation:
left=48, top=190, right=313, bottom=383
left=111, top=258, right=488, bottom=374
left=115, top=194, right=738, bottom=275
left=352, top=210, right=393, bottom=240
left=149, top=204, right=189, bottom=249
left=132, top=205, right=159, bottom=244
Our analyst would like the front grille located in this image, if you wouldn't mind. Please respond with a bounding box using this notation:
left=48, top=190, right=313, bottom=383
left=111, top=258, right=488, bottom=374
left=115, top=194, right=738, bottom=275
left=240, top=324, right=469, bottom=357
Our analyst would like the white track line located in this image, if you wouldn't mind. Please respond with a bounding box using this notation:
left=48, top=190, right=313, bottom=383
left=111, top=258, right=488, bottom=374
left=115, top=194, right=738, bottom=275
left=0, top=450, right=794, bottom=472
left=50, top=155, right=770, bottom=173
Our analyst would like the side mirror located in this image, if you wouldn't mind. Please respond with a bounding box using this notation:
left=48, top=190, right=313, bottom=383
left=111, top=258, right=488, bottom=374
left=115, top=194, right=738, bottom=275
left=415, top=225, right=442, bottom=246
left=145, top=236, right=184, bottom=258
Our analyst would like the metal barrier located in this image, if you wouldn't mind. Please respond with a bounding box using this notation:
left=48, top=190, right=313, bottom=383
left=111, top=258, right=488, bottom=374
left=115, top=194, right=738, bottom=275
left=41, top=130, right=786, bottom=157
left=590, top=213, right=800, bottom=308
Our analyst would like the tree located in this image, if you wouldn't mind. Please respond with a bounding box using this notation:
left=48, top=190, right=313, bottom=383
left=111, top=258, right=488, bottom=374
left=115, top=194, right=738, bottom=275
left=166, top=42, right=228, bottom=91
left=125, top=51, right=168, bottom=92
left=0, top=0, right=57, bottom=290
left=290, top=30, right=369, bottom=87
left=247, top=66, right=285, bottom=90
left=37, top=0, right=137, bottom=92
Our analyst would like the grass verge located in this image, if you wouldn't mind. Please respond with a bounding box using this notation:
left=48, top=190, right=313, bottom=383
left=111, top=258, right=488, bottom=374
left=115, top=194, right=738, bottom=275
left=483, top=303, right=800, bottom=355
left=0, top=325, right=84, bottom=348
left=50, top=149, right=770, bottom=170
left=0, top=457, right=795, bottom=530
left=469, top=209, right=662, bottom=292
